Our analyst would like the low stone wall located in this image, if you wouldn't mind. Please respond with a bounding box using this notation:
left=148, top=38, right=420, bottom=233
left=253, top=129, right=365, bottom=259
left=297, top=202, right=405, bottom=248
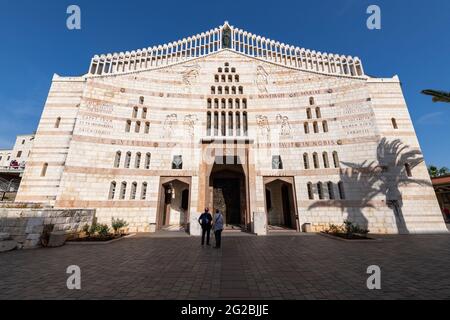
left=0, top=208, right=95, bottom=249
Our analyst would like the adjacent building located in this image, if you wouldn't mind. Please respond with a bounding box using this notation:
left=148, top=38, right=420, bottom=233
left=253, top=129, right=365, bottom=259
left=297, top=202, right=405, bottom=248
left=14, top=22, right=447, bottom=234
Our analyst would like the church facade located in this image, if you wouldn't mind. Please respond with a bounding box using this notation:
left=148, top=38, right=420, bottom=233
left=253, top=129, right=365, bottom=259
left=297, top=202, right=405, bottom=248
left=15, top=22, right=447, bottom=234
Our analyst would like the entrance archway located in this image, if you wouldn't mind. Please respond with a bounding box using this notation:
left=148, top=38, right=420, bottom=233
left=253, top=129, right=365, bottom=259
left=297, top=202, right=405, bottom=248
left=157, top=177, right=191, bottom=231
left=209, top=156, right=247, bottom=229
left=264, top=177, right=298, bottom=231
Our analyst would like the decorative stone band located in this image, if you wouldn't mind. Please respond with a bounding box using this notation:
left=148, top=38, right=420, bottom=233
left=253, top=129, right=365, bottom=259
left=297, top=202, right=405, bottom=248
left=88, top=22, right=365, bottom=78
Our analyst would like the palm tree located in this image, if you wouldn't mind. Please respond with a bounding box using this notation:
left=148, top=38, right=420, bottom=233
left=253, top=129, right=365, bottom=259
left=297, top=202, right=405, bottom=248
left=422, top=90, right=450, bottom=103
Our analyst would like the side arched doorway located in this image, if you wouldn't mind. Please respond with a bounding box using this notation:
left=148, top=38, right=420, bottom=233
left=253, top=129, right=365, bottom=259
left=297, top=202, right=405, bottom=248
left=157, top=177, right=191, bottom=231
left=264, top=177, right=299, bottom=231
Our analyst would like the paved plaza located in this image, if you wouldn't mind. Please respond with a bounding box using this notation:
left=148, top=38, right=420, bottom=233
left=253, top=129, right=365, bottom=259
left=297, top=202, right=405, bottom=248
left=1, top=233, right=450, bottom=300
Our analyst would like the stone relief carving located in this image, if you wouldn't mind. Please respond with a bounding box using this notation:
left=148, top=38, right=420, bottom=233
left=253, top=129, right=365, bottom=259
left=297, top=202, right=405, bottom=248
left=255, top=65, right=269, bottom=93
left=183, top=114, right=198, bottom=138
left=276, top=114, right=292, bottom=137
left=256, top=115, right=271, bottom=139
left=163, top=114, right=178, bottom=138
left=182, top=63, right=200, bottom=86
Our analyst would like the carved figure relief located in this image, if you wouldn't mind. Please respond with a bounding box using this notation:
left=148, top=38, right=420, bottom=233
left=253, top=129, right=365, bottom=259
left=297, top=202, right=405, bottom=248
left=256, top=65, right=269, bottom=93
left=182, top=64, right=200, bottom=86
left=276, top=114, right=292, bottom=137
left=183, top=114, right=198, bottom=138
left=256, top=115, right=271, bottom=139
left=163, top=114, right=178, bottom=138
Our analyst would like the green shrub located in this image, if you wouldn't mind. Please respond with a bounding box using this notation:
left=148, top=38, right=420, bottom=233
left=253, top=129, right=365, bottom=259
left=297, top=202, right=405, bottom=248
left=82, top=224, right=90, bottom=235
left=112, top=218, right=129, bottom=234
left=97, top=224, right=110, bottom=237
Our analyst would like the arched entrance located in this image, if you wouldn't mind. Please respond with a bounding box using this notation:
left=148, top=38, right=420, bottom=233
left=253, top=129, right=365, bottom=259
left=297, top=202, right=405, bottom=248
left=208, top=156, right=247, bottom=230
left=157, top=177, right=191, bottom=231
left=264, top=177, right=299, bottom=231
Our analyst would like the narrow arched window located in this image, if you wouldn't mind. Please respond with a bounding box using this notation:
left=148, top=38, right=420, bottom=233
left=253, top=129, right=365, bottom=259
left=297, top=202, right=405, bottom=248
left=145, top=122, right=150, bottom=134
left=135, top=121, right=141, bottom=133
left=313, top=122, right=319, bottom=133
left=207, top=99, right=212, bottom=109
left=215, top=75, right=219, bottom=83
left=119, top=182, right=127, bottom=200
left=235, top=75, right=239, bottom=82
left=207, top=112, right=212, bottom=136
left=214, top=99, right=219, bottom=109
left=109, top=181, right=116, bottom=200
left=327, top=182, right=335, bottom=199
left=238, top=86, right=243, bottom=94
left=145, top=153, right=151, bottom=169
left=228, top=75, right=233, bottom=82
left=333, top=152, right=340, bottom=168
left=235, top=99, right=240, bottom=109
left=232, top=86, right=236, bottom=94
left=114, top=151, right=121, bottom=168
left=132, top=107, right=138, bottom=118
left=141, top=182, right=148, bottom=200
left=218, top=68, right=222, bottom=73
left=221, top=112, right=226, bottom=136
left=225, top=86, right=230, bottom=95
left=309, top=97, right=315, bottom=105
left=211, top=86, right=216, bottom=94
left=317, top=182, right=324, bottom=200
left=243, top=112, right=248, bottom=136
left=313, top=153, right=319, bottom=169
left=214, top=112, right=219, bottom=135
left=228, top=112, right=233, bottom=136
left=218, top=86, right=223, bottom=94
left=41, top=163, right=48, bottom=177
left=135, top=152, right=141, bottom=169
left=231, top=68, right=236, bottom=73
left=221, top=75, right=226, bottom=82
left=236, top=112, right=241, bottom=136
left=323, top=152, right=330, bottom=168
left=304, top=122, right=310, bottom=134
left=228, top=99, right=233, bottom=109
left=142, top=108, right=147, bottom=119
left=323, top=121, right=329, bottom=133
left=338, top=182, right=345, bottom=200
left=55, top=117, right=61, bottom=129
left=392, top=118, right=398, bottom=129
left=306, top=108, right=312, bottom=119
left=125, top=152, right=131, bottom=168
left=221, top=99, right=226, bottom=109
left=315, top=107, right=321, bottom=118
left=125, top=120, right=131, bottom=133
left=139, top=96, right=144, bottom=105
left=303, top=153, right=310, bottom=169
left=243, top=99, right=247, bottom=109
left=405, top=163, right=412, bottom=177
left=130, top=182, right=137, bottom=200
left=307, top=182, right=314, bottom=200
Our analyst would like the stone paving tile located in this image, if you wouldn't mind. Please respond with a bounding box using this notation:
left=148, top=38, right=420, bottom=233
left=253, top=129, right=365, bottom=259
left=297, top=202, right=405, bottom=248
left=0, top=233, right=450, bottom=300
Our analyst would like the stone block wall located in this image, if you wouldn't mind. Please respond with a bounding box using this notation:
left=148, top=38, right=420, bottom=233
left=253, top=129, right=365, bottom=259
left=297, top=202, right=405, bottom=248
left=0, top=207, right=95, bottom=249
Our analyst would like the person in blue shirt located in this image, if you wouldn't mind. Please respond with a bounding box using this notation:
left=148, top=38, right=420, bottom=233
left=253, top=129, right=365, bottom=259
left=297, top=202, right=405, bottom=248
left=198, top=208, right=213, bottom=246
left=213, top=209, right=224, bottom=249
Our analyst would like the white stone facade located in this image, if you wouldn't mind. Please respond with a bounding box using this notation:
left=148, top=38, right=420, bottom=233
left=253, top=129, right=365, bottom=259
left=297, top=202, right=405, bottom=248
left=0, top=134, right=34, bottom=168
left=15, top=23, right=447, bottom=234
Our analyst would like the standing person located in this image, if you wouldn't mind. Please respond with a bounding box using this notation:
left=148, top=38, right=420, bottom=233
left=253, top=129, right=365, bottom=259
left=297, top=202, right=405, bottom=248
left=213, top=209, right=224, bottom=249
left=198, top=208, right=212, bottom=246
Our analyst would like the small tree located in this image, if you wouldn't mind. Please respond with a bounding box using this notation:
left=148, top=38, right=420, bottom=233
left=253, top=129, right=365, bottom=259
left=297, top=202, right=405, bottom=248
left=112, top=218, right=129, bottom=235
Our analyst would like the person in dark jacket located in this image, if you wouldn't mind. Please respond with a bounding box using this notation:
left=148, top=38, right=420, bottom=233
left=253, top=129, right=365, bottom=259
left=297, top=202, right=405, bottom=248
left=198, top=208, right=213, bottom=246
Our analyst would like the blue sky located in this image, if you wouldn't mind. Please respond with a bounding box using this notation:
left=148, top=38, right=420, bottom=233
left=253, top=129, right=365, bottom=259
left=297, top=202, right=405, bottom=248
left=0, top=0, right=449, bottom=167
